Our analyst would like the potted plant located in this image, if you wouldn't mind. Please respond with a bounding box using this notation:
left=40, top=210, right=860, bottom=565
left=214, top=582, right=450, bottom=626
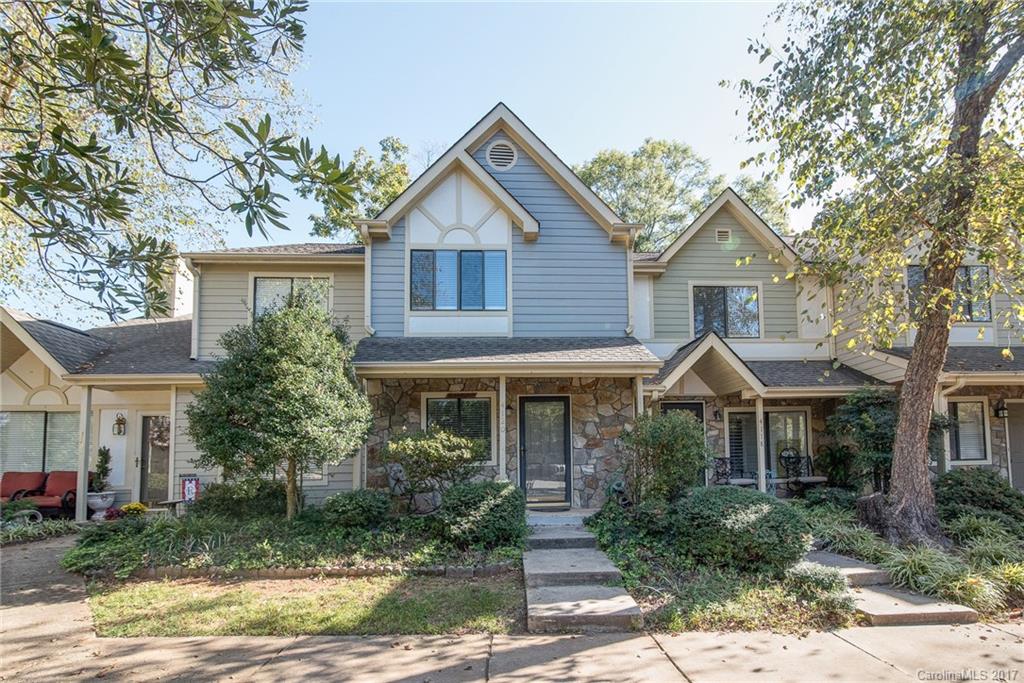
left=87, top=446, right=116, bottom=520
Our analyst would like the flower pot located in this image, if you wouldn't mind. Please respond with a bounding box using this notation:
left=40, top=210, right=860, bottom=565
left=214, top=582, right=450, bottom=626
left=87, top=491, right=116, bottom=521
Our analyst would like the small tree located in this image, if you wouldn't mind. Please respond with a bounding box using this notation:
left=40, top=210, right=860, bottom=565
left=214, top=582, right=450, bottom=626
left=186, top=291, right=371, bottom=519
left=92, top=446, right=112, bottom=493
left=621, top=411, right=710, bottom=505
left=382, top=430, right=481, bottom=513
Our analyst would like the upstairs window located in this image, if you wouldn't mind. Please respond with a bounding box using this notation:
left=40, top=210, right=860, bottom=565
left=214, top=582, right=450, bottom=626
left=410, top=250, right=507, bottom=311
left=253, top=276, right=330, bottom=318
left=693, top=285, right=760, bottom=338
left=425, top=396, right=493, bottom=457
left=907, top=265, right=991, bottom=322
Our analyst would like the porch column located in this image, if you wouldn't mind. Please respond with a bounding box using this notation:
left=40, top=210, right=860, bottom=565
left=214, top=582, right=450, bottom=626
left=755, top=397, right=767, bottom=493
left=498, top=375, right=508, bottom=481
left=634, top=375, right=644, bottom=417
left=76, top=385, right=93, bottom=522
left=935, top=389, right=950, bottom=474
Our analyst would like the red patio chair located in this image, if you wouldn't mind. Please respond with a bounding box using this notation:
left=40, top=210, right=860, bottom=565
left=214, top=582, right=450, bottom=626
left=22, top=471, right=89, bottom=516
left=0, top=472, right=46, bottom=503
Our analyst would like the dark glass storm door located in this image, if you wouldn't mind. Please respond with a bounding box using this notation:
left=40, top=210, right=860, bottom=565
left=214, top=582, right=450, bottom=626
left=519, top=397, right=571, bottom=506
left=139, top=415, right=171, bottom=505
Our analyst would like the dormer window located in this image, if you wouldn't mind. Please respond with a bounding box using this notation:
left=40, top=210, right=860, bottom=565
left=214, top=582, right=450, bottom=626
left=410, top=249, right=507, bottom=311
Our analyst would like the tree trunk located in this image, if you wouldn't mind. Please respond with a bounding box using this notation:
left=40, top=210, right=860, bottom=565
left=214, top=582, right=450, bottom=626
left=285, top=456, right=299, bottom=520
left=881, top=4, right=1018, bottom=545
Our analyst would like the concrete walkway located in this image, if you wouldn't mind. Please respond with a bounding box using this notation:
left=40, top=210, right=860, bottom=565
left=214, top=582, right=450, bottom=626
left=3, top=538, right=1022, bottom=682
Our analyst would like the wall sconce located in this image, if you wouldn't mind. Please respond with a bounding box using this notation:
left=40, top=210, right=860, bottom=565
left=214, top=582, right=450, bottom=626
left=112, top=412, right=127, bottom=436
left=994, top=400, right=1009, bottom=419
left=711, top=408, right=722, bottom=422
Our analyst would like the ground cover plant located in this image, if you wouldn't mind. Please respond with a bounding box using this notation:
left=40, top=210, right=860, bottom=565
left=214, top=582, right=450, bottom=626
left=586, top=486, right=852, bottom=634
left=0, top=518, right=79, bottom=545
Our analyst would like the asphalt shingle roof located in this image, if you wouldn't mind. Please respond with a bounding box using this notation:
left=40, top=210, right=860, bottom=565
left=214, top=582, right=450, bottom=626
left=80, top=316, right=216, bottom=375
left=188, top=242, right=364, bottom=256
left=354, top=336, right=659, bottom=366
left=648, top=336, right=705, bottom=385
left=12, top=313, right=112, bottom=372
left=746, top=360, right=884, bottom=387
left=886, top=346, right=1024, bottom=373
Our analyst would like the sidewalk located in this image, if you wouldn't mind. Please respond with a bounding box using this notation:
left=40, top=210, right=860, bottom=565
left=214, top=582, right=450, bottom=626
left=2, top=537, right=1022, bottom=682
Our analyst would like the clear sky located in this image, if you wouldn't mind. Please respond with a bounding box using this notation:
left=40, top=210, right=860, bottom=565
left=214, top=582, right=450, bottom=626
left=14, top=1, right=813, bottom=324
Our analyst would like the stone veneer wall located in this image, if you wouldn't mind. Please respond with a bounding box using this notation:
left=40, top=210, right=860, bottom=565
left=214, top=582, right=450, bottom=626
left=363, top=376, right=637, bottom=508
left=945, top=385, right=1024, bottom=478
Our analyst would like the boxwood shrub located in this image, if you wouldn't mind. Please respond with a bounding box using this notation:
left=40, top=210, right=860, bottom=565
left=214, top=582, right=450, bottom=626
left=439, top=481, right=527, bottom=549
left=670, top=486, right=812, bottom=574
left=322, top=489, right=391, bottom=528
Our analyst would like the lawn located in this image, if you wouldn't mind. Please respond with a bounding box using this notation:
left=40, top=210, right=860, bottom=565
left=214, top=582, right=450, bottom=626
left=88, top=573, right=525, bottom=636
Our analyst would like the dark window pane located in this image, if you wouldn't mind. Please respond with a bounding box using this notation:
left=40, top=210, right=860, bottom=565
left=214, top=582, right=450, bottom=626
left=693, top=286, right=726, bottom=336
left=726, top=286, right=760, bottom=337
left=907, top=265, right=926, bottom=320
left=460, top=398, right=491, bottom=453
left=968, top=266, right=991, bottom=322
left=484, top=251, right=507, bottom=310
left=460, top=251, right=484, bottom=310
left=410, top=251, right=434, bottom=310
left=426, top=398, right=459, bottom=432
left=435, top=251, right=458, bottom=310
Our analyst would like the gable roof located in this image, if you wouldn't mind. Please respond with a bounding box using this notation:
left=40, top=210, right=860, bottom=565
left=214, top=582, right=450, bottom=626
left=362, top=103, right=638, bottom=244
left=635, top=188, right=799, bottom=274
left=183, top=242, right=364, bottom=264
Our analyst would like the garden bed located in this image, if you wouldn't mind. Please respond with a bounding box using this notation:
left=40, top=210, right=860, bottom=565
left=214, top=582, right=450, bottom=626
left=87, top=573, right=525, bottom=636
left=0, top=519, right=80, bottom=546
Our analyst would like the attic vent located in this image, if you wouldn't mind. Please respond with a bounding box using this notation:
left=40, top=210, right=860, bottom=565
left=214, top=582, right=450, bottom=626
left=486, top=141, right=517, bottom=171
left=715, top=228, right=732, bottom=243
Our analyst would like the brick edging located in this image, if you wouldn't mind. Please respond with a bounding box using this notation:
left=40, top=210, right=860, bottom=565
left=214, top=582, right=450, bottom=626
left=126, top=559, right=519, bottom=580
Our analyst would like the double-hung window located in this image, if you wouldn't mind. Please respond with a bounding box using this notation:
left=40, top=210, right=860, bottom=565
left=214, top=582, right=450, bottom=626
left=410, top=250, right=507, bottom=311
left=425, top=396, right=493, bottom=459
left=0, top=411, right=79, bottom=472
left=253, top=276, right=330, bottom=318
left=907, top=265, right=991, bottom=322
left=949, top=400, right=988, bottom=462
left=693, top=285, right=760, bottom=338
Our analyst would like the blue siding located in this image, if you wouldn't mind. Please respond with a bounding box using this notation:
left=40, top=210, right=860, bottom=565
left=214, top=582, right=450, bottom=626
left=473, top=133, right=628, bottom=337
left=371, top=218, right=405, bottom=336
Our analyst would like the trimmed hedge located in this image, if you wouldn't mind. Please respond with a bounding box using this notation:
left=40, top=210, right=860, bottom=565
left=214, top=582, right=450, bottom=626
left=439, top=481, right=527, bottom=549
left=670, top=486, right=812, bottom=574
left=322, top=490, right=391, bottom=528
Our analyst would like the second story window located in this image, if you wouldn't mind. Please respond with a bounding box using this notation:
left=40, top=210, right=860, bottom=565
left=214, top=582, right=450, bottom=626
left=693, top=285, right=760, bottom=338
left=411, top=249, right=507, bottom=311
left=907, top=265, right=991, bottom=322
left=253, top=276, right=330, bottom=318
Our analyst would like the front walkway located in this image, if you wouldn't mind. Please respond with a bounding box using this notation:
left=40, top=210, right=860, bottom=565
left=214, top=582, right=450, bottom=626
left=2, top=538, right=1022, bottom=682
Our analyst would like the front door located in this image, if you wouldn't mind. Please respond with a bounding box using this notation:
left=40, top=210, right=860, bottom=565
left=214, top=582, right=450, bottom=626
left=520, top=397, right=570, bottom=506
left=139, top=415, right=171, bottom=505
left=1008, top=403, right=1024, bottom=492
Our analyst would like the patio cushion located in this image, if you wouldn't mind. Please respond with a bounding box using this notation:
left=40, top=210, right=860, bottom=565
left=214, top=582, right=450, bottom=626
left=0, top=472, right=46, bottom=498
left=21, top=495, right=64, bottom=509
left=42, top=471, right=78, bottom=497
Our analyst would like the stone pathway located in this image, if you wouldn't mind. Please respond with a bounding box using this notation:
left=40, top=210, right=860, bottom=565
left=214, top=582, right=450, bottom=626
left=803, top=550, right=979, bottom=626
left=522, top=512, right=642, bottom=632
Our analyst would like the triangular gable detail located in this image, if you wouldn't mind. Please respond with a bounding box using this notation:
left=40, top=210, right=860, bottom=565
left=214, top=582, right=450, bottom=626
left=657, top=188, right=799, bottom=266
left=1, top=306, right=73, bottom=377
left=651, top=332, right=768, bottom=397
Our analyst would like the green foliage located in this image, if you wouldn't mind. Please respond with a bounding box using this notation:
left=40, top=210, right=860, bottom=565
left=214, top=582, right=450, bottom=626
left=921, top=566, right=1006, bottom=615
left=988, top=563, right=1024, bottom=607
left=823, top=389, right=949, bottom=492
left=0, top=518, right=78, bottom=545
left=884, top=546, right=962, bottom=593
left=802, top=486, right=858, bottom=510
left=961, top=537, right=1024, bottom=569
left=621, top=411, right=710, bottom=505
left=383, top=430, right=482, bottom=512
left=439, top=482, right=527, bottom=549
left=794, top=504, right=891, bottom=564
left=0, top=1, right=356, bottom=318
left=573, top=138, right=791, bottom=252
left=322, top=490, right=391, bottom=528
left=93, top=447, right=112, bottom=493
left=190, top=479, right=289, bottom=519
left=1, top=498, right=38, bottom=521
left=943, top=513, right=1015, bottom=546
left=186, top=292, right=371, bottom=518
left=670, top=487, right=812, bottom=574
left=305, top=137, right=411, bottom=240
left=934, top=469, right=1024, bottom=539
left=784, top=563, right=848, bottom=601
left=120, top=502, right=148, bottom=517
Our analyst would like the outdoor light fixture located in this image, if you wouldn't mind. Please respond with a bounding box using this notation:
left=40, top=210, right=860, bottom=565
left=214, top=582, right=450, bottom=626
left=112, top=412, right=127, bottom=436
left=994, top=400, right=1009, bottom=419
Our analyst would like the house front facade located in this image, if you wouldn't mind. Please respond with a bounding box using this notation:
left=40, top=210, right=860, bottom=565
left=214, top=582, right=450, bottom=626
left=2, top=103, right=1023, bottom=518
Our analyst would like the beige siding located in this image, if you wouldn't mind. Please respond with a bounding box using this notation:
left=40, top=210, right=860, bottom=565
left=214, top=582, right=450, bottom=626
left=834, top=290, right=908, bottom=383
left=652, top=209, right=798, bottom=340
left=196, top=263, right=365, bottom=359
left=994, top=291, right=1022, bottom=346
left=172, top=387, right=219, bottom=489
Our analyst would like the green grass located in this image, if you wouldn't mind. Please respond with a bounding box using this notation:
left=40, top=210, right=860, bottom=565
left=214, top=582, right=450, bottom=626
left=88, top=573, right=525, bottom=637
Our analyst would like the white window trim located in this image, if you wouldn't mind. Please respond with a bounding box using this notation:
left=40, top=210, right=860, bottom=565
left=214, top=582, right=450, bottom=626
left=948, top=395, right=993, bottom=466
left=722, top=405, right=813, bottom=480
left=687, top=280, right=766, bottom=340
left=246, top=271, right=336, bottom=321
left=420, top=391, right=499, bottom=466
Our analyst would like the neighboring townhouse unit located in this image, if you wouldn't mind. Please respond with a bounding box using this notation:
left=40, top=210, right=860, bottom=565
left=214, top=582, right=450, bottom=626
left=2, top=103, right=1022, bottom=520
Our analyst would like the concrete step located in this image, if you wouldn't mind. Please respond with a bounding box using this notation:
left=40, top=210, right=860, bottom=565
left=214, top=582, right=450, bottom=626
left=523, top=548, right=622, bottom=588
left=527, top=526, right=597, bottom=550
left=852, top=585, right=979, bottom=626
left=803, top=550, right=892, bottom=587
left=527, top=511, right=590, bottom=528
left=526, top=584, right=643, bottom=632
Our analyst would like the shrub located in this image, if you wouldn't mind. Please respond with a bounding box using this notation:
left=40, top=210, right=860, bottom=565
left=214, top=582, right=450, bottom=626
left=961, top=537, right=1024, bottom=568
left=384, top=430, right=482, bottom=512
left=439, top=481, right=527, bottom=549
left=934, top=469, right=1024, bottom=539
left=883, top=545, right=963, bottom=592
left=621, top=411, right=710, bottom=504
left=93, top=446, right=112, bottom=492
left=938, top=503, right=1024, bottom=541
left=943, top=513, right=1013, bottom=545
left=803, top=486, right=858, bottom=510
left=1, top=499, right=39, bottom=521
left=785, top=562, right=847, bottom=601
left=322, top=489, right=391, bottom=528
left=189, top=479, right=288, bottom=518
left=670, top=486, right=811, bottom=574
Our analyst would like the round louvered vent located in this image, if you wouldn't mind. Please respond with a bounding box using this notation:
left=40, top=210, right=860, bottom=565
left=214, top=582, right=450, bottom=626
left=486, top=141, right=517, bottom=170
